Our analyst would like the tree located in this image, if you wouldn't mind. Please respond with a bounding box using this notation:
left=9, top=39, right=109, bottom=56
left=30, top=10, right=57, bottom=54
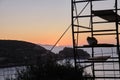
left=59, top=47, right=90, bottom=59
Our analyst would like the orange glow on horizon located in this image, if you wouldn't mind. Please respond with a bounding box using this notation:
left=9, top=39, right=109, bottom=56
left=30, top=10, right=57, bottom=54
left=0, top=34, right=118, bottom=47
left=0, top=0, right=119, bottom=47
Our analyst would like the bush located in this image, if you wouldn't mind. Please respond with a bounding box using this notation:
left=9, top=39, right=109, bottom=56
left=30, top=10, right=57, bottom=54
left=11, top=62, right=87, bottom=80
left=10, top=55, right=92, bottom=80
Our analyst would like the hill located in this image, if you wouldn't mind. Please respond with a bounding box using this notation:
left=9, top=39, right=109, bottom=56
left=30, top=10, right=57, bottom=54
left=0, top=40, right=91, bottom=68
left=0, top=40, right=54, bottom=68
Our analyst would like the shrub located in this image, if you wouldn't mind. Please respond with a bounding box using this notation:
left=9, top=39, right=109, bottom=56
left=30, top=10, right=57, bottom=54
left=11, top=54, right=92, bottom=80
left=12, top=62, right=86, bottom=80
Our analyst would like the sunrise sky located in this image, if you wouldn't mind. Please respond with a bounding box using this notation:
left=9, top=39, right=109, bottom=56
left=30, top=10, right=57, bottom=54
left=0, top=0, right=120, bottom=46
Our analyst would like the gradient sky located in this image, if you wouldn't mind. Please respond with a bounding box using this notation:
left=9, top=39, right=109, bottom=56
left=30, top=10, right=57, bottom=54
left=0, top=0, right=119, bottom=46
left=0, top=0, right=72, bottom=46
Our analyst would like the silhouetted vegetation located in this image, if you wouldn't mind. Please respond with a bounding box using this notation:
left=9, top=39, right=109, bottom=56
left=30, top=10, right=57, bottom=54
left=11, top=57, right=92, bottom=80
left=0, top=40, right=92, bottom=80
left=58, top=47, right=90, bottom=59
left=0, top=40, right=90, bottom=68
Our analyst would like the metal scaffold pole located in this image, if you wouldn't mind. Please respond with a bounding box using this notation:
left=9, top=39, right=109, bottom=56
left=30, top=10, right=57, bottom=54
left=71, top=0, right=120, bottom=80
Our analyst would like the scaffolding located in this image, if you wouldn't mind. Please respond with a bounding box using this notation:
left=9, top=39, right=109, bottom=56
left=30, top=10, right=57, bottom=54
left=71, top=0, right=120, bottom=80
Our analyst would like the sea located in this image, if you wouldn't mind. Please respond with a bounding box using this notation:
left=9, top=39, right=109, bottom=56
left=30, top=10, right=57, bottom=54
left=0, top=45, right=120, bottom=80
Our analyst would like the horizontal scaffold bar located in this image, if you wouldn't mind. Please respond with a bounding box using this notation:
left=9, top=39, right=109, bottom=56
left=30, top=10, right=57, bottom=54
left=93, top=21, right=120, bottom=24
left=93, top=33, right=120, bottom=36
left=74, top=29, right=116, bottom=33
left=94, top=69, right=120, bottom=71
left=93, top=76, right=120, bottom=79
left=83, top=76, right=120, bottom=79
left=76, top=60, right=119, bottom=63
left=75, top=44, right=117, bottom=48
left=73, top=24, right=91, bottom=29
left=73, top=0, right=105, bottom=3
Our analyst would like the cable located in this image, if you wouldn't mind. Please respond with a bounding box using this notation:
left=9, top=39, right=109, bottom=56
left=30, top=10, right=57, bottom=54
left=50, top=24, right=71, bottom=51
left=50, top=1, right=89, bottom=52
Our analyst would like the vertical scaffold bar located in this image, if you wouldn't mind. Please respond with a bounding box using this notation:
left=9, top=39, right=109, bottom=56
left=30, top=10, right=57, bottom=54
left=115, top=0, right=120, bottom=70
left=90, top=1, right=95, bottom=79
left=71, top=0, right=77, bottom=69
